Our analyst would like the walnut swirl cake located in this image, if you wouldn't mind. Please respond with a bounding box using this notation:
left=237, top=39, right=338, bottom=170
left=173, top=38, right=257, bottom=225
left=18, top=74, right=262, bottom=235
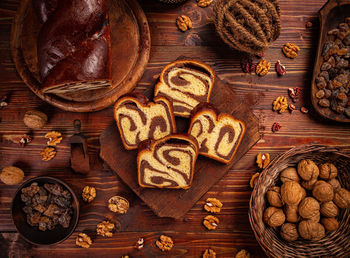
left=137, top=134, right=199, bottom=189
left=154, top=60, right=215, bottom=118
left=188, top=103, right=245, bottom=164
left=114, top=93, right=176, bottom=150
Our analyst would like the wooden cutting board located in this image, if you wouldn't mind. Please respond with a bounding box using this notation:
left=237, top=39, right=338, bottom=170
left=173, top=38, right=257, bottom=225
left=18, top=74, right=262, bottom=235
left=100, top=78, right=260, bottom=219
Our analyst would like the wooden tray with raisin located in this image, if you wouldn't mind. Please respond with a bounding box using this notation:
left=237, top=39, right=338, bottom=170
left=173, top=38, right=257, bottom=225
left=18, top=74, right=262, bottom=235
left=311, top=0, right=350, bottom=123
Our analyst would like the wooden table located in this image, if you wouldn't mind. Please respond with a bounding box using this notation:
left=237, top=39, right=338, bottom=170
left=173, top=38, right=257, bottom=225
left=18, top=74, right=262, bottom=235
left=0, top=0, right=349, bottom=257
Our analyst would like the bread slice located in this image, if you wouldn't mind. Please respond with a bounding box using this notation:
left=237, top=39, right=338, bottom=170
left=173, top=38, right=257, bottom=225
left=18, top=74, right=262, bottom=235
left=137, top=134, right=199, bottom=189
left=188, top=103, right=245, bottom=164
left=154, top=60, right=215, bottom=118
left=114, top=93, right=176, bottom=150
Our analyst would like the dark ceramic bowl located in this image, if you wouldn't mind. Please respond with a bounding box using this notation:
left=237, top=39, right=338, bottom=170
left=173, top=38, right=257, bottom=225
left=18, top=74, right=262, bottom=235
left=11, top=176, right=79, bottom=245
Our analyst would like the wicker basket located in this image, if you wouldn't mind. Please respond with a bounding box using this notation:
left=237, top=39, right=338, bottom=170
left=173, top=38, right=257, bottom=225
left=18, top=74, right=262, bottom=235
left=249, top=144, right=350, bottom=257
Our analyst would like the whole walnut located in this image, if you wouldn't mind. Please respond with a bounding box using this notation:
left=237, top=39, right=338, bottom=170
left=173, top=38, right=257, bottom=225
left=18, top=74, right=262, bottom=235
left=281, top=181, right=305, bottom=206
left=320, top=201, right=339, bottom=217
left=321, top=217, right=339, bottom=232
left=301, top=176, right=318, bottom=191
left=298, top=197, right=320, bottom=219
left=284, top=204, right=300, bottom=223
left=319, top=163, right=337, bottom=180
left=266, top=186, right=283, bottom=207
left=280, top=167, right=300, bottom=183
left=312, top=181, right=334, bottom=202
left=298, top=220, right=325, bottom=240
left=297, top=159, right=319, bottom=181
left=23, top=110, right=48, bottom=129
left=327, top=178, right=341, bottom=192
left=308, top=211, right=321, bottom=223
left=263, top=207, right=285, bottom=227
left=280, top=223, right=299, bottom=242
left=0, top=166, right=24, bottom=185
left=333, top=188, right=350, bottom=209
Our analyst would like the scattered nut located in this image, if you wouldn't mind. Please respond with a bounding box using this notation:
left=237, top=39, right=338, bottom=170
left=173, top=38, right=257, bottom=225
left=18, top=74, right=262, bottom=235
left=40, top=147, right=56, bottom=161
left=256, top=59, right=271, bottom=76
left=280, top=167, right=300, bottom=183
left=256, top=153, right=270, bottom=169
left=312, top=181, right=334, bottom=202
left=300, top=107, right=309, bottom=114
left=75, top=233, right=92, bottom=248
left=156, top=235, right=174, bottom=251
left=288, top=104, right=295, bottom=112
left=96, top=220, right=115, bottom=237
left=45, top=131, right=63, bottom=146
left=306, top=21, right=313, bottom=28
left=249, top=172, right=260, bottom=188
left=272, top=122, right=282, bottom=132
left=273, top=96, right=288, bottom=113
left=275, top=60, right=286, bottom=76
left=321, top=217, right=339, bottom=231
left=176, top=15, right=192, bottom=32
left=204, top=198, right=223, bottom=213
left=23, top=110, right=48, bottom=129
left=282, top=43, right=300, bottom=58
left=235, top=249, right=251, bottom=258
left=82, top=186, right=96, bottom=203
left=298, top=220, right=325, bottom=240
left=267, top=186, right=283, bottom=208
left=203, top=215, right=219, bottom=230
left=197, top=0, right=213, bottom=8
left=0, top=166, right=24, bottom=185
left=333, top=188, right=350, bottom=209
left=135, top=237, right=144, bottom=250
left=280, top=223, right=299, bottom=241
left=0, top=95, right=8, bottom=108
left=263, top=207, right=285, bottom=227
left=202, top=248, right=216, bottom=258
left=319, top=163, right=338, bottom=180
left=108, top=196, right=129, bottom=214
left=240, top=57, right=256, bottom=73
left=19, top=134, right=32, bottom=147
left=298, top=197, right=320, bottom=219
left=320, top=201, right=339, bottom=217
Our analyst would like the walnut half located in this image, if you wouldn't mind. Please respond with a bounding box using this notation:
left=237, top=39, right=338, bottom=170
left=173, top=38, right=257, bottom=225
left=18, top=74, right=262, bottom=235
left=203, top=215, right=219, bottom=230
left=204, top=198, right=223, bottom=213
left=156, top=235, right=174, bottom=252
left=96, top=220, right=115, bottom=237
left=75, top=233, right=92, bottom=248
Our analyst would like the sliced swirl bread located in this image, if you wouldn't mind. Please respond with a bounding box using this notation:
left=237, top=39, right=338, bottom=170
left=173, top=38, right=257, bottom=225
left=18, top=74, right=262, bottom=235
left=114, top=93, right=176, bottom=150
left=154, top=60, right=215, bottom=118
left=137, top=134, right=199, bottom=189
left=188, top=103, right=245, bottom=164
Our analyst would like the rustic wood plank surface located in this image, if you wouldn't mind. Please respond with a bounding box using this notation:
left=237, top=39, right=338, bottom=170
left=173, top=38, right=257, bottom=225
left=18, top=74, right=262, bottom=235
left=0, top=0, right=349, bottom=257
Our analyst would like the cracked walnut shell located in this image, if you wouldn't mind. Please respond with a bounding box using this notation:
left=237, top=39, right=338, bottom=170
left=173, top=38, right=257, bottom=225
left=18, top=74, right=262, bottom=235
left=297, top=159, right=319, bottom=181
left=75, top=233, right=92, bottom=248
left=108, top=196, right=129, bottom=214
left=256, top=59, right=271, bottom=76
left=197, top=0, right=213, bottom=7
left=263, top=207, right=285, bottom=227
left=273, top=96, right=288, bottom=113
left=203, top=215, right=219, bottom=230
left=176, top=15, right=192, bottom=32
left=156, top=235, right=174, bottom=251
left=282, top=43, right=300, bottom=58
left=40, top=147, right=56, bottom=161
left=280, top=167, right=300, bottom=183
left=319, top=163, right=338, bottom=180
left=280, top=223, right=299, bottom=242
left=96, top=220, right=115, bottom=237
left=45, top=131, right=63, bottom=146
left=0, top=166, right=24, bottom=185
left=204, top=198, right=223, bottom=213
left=82, top=186, right=96, bottom=203
left=203, top=248, right=216, bottom=258
left=298, top=220, right=325, bottom=240
left=256, top=153, right=270, bottom=169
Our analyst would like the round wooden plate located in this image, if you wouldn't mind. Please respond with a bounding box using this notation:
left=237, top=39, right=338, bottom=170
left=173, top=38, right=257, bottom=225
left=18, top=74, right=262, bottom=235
left=11, top=0, right=150, bottom=112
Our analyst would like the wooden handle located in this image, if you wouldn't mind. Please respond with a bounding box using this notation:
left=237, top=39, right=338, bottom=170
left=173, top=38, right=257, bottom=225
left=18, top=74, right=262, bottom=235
left=73, top=119, right=81, bottom=134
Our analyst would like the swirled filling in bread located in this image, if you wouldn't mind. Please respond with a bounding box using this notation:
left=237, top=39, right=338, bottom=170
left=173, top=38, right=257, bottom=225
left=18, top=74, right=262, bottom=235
left=137, top=135, right=199, bottom=189
left=114, top=93, right=176, bottom=150
left=154, top=60, right=215, bottom=117
left=188, top=103, right=245, bottom=164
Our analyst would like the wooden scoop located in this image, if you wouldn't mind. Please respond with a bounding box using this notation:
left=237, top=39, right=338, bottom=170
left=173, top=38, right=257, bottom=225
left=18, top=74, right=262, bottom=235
left=69, top=119, right=90, bottom=174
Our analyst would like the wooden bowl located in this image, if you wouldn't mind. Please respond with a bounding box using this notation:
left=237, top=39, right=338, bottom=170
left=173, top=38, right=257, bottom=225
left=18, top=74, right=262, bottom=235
left=249, top=144, right=350, bottom=257
left=311, top=0, right=350, bottom=123
left=11, top=176, right=80, bottom=245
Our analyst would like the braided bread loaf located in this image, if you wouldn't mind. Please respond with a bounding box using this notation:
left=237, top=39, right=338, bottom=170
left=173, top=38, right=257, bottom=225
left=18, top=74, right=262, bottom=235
left=114, top=93, right=176, bottom=150
left=188, top=103, right=245, bottom=164
left=35, top=0, right=111, bottom=94
left=213, top=0, right=281, bottom=55
left=154, top=60, right=215, bottom=118
left=137, top=134, right=199, bottom=189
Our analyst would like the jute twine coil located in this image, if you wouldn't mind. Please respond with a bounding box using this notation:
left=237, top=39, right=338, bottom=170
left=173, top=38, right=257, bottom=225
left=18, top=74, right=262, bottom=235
left=213, top=0, right=281, bottom=55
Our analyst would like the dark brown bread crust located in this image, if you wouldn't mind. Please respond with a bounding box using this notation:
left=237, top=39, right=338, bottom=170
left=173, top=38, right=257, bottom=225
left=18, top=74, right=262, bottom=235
left=37, top=0, right=111, bottom=94
left=190, top=102, right=220, bottom=119
left=137, top=134, right=199, bottom=189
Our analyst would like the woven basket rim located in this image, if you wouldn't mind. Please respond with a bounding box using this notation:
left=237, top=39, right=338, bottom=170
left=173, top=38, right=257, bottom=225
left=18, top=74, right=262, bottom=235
left=248, top=144, right=350, bottom=258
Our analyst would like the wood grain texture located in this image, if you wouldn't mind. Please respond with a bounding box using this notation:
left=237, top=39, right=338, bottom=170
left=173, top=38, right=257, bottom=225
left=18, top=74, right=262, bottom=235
left=1, top=0, right=350, bottom=257
left=100, top=78, right=260, bottom=219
